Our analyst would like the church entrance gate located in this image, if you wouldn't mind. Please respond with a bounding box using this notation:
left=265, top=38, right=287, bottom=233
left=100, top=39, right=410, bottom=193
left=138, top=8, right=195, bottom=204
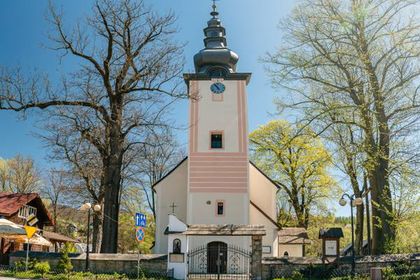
left=187, top=242, right=251, bottom=280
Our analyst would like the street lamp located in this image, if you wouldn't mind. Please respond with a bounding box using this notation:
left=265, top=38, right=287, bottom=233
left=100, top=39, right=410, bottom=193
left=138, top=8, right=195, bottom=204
left=339, top=193, right=363, bottom=276
left=80, top=202, right=101, bottom=271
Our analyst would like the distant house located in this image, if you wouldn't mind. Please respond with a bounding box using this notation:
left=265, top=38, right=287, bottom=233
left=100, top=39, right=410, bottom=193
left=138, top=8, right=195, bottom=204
left=278, top=227, right=311, bottom=257
left=0, top=192, right=77, bottom=263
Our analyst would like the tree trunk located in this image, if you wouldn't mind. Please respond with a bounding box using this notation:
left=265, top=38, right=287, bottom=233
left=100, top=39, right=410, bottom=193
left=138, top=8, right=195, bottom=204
left=100, top=112, right=124, bottom=253
left=356, top=18, right=395, bottom=255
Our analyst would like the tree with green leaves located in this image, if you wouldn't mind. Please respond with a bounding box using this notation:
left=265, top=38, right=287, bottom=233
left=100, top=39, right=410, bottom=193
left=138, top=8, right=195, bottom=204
left=250, top=120, right=336, bottom=228
left=264, top=0, right=420, bottom=254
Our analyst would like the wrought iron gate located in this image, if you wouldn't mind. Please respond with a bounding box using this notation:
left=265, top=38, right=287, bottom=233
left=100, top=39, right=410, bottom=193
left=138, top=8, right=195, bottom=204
left=188, top=242, right=251, bottom=279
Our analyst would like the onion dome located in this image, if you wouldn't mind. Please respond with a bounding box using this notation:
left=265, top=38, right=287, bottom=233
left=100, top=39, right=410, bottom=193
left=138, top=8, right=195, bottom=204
left=193, top=2, right=239, bottom=75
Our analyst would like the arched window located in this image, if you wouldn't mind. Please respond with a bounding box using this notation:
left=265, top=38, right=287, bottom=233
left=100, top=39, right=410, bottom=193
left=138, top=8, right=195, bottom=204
left=173, top=239, right=181, bottom=254
left=283, top=251, right=289, bottom=257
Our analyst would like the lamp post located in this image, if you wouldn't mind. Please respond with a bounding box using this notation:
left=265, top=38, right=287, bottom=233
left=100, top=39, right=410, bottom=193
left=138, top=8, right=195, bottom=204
left=80, top=202, right=101, bottom=271
left=339, top=193, right=363, bottom=276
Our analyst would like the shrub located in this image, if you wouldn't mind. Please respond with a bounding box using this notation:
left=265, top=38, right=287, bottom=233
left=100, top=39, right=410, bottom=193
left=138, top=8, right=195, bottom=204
left=57, top=242, right=73, bottom=273
left=383, top=272, right=420, bottom=280
left=33, top=261, right=50, bottom=276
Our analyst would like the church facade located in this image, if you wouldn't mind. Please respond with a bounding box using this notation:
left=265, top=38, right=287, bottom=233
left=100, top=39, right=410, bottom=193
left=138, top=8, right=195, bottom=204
left=152, top=4, right=308, bottom=278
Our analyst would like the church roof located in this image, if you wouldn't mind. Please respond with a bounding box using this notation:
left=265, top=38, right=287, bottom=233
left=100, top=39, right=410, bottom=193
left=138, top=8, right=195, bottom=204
left=152, top=157, right=188, bottom=191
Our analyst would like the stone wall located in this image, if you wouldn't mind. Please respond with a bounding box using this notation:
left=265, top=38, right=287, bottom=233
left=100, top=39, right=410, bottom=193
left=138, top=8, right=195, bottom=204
left=262, top=254, right=420, bottom=279
left=9, top=251, right=167, bottom=274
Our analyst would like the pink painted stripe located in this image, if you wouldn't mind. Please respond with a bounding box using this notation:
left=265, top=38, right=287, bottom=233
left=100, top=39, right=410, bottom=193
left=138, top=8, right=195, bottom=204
left=237, top=81, right=243, bottom=153
left=190, top=166, right=247, bottom=171
left=191, top=161, right=248, bottom=167
left=191, top=172, right=247, bottom=177
left=190, top=177, right=248, bottom=182
left=190, top=157, right=246, bottom=163
left=190, top=188, right=247, bottom=193
left=190, top=152, right=247, bottom=157
left=190, top=182, right=246, bottom=187
left=240, top=81, right=246, bottom=153
left=194, top=82, right=199, bottom=152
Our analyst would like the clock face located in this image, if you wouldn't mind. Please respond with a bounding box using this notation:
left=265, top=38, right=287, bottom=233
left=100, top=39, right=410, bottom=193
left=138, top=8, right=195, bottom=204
left=210, top=82, right=226, bottom=94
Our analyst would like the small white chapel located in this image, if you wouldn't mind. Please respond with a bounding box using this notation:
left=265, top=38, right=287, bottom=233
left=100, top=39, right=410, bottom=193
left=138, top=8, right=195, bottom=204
left=152, top=3, right=309, bottom=279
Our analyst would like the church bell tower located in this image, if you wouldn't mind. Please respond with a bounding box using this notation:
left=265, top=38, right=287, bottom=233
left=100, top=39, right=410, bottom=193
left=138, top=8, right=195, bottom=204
left=185, top=3, right=252, bottom=225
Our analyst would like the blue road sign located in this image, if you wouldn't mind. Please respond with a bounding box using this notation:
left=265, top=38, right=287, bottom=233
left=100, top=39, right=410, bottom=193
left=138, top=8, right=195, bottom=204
left=135, top=213, right=147, bottom=227
left=136, top=227, right=145, bottom=242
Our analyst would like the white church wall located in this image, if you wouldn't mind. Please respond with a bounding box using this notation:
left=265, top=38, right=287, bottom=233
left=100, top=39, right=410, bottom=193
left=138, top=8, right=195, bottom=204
left=154, top=159, right=188, bottom=254
left=194, top=80, right=244, bottom=153
left=249, top=164, right=277, bottom=219
left=187, top=192, right=249, bottom=225
left=166, top=215, right=188, bottom=279
left=167, top=233, right=187, bottom=280
left=278, top=244, right=304, bottom=258
left=249, top=204, right=279, bottom=257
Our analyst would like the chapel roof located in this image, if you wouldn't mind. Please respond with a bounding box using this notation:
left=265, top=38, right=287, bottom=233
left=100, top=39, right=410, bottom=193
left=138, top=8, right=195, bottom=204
left=278, top=227, right=311, bottom=244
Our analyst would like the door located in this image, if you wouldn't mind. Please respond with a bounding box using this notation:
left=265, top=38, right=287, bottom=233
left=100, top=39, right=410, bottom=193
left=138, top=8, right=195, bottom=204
left=207, top=241, right=227, bottom=274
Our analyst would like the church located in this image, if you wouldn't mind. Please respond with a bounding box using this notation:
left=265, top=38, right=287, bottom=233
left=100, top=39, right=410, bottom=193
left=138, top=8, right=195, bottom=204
left=153, top=3, right=309, bottom=279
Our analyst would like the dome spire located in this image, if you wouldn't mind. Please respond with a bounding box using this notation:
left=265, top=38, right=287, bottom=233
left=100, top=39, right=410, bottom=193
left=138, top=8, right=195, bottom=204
left=193, top=0, right=239, bottom=75
left=211, top=0, right=218, bottom=18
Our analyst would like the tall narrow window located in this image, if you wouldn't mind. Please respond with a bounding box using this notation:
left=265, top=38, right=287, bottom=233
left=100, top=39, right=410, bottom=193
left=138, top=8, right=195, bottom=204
left=217, top=201, right=224, bottom=216
left=211, top=133, right=223, bottom=149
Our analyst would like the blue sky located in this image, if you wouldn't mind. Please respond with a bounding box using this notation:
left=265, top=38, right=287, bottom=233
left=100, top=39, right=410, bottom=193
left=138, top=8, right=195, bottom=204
left=0, top=0, right=349, bottom=215
left=0, top=0, right=295, bottom=167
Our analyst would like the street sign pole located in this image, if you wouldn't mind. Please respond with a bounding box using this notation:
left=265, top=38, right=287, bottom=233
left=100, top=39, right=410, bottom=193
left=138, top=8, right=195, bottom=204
left=23, top=225, right=37, bottom=271
left=137, top=250, right=141, bottom=279
left=135, top=212, right=146, bottom=279
left=25, top=238, right=30, bottom=271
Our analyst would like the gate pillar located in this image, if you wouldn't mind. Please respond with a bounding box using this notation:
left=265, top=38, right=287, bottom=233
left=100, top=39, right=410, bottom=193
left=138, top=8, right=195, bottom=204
left=251, top=235, right=263, bottom=280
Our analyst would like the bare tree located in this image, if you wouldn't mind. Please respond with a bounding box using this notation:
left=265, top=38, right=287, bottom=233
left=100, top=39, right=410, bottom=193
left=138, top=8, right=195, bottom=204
left=42, top=169, right=70, bottom=232
left=0, top=0, right=184, bottom=252
left=264, top=0, right=420, bottom=254
left=130, top=129, right=184, bottom=220
left=0, top=155, right=41, bottom=193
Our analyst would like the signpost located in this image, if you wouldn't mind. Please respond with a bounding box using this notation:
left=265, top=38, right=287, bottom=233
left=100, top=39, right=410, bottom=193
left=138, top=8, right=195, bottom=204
left=135, top=213, right=146, bottom=279
left=136, top=227, right=145, bottom=242
left=24, top=225, right=37, bottom=271
left=135, top=213, right=147, bottom=227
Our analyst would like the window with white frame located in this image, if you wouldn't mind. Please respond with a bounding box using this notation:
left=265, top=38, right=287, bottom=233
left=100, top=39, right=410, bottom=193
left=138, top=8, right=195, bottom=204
left=18, top=205, right=37, bottom=219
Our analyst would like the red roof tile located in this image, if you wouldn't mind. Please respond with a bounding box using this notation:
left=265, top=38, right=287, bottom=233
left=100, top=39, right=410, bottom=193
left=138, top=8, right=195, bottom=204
left=0, top=192, right=39, bottom=216
left=0, top=192, right=54, bottom=226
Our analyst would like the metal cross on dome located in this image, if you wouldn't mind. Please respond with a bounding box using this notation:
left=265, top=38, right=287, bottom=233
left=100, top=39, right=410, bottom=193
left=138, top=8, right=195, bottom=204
left=212, top=0, right=219, bottom=13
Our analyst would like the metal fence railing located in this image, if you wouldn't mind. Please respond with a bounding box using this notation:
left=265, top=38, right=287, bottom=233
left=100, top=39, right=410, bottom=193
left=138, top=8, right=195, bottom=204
left=268, top=260, right=420, bottom=280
